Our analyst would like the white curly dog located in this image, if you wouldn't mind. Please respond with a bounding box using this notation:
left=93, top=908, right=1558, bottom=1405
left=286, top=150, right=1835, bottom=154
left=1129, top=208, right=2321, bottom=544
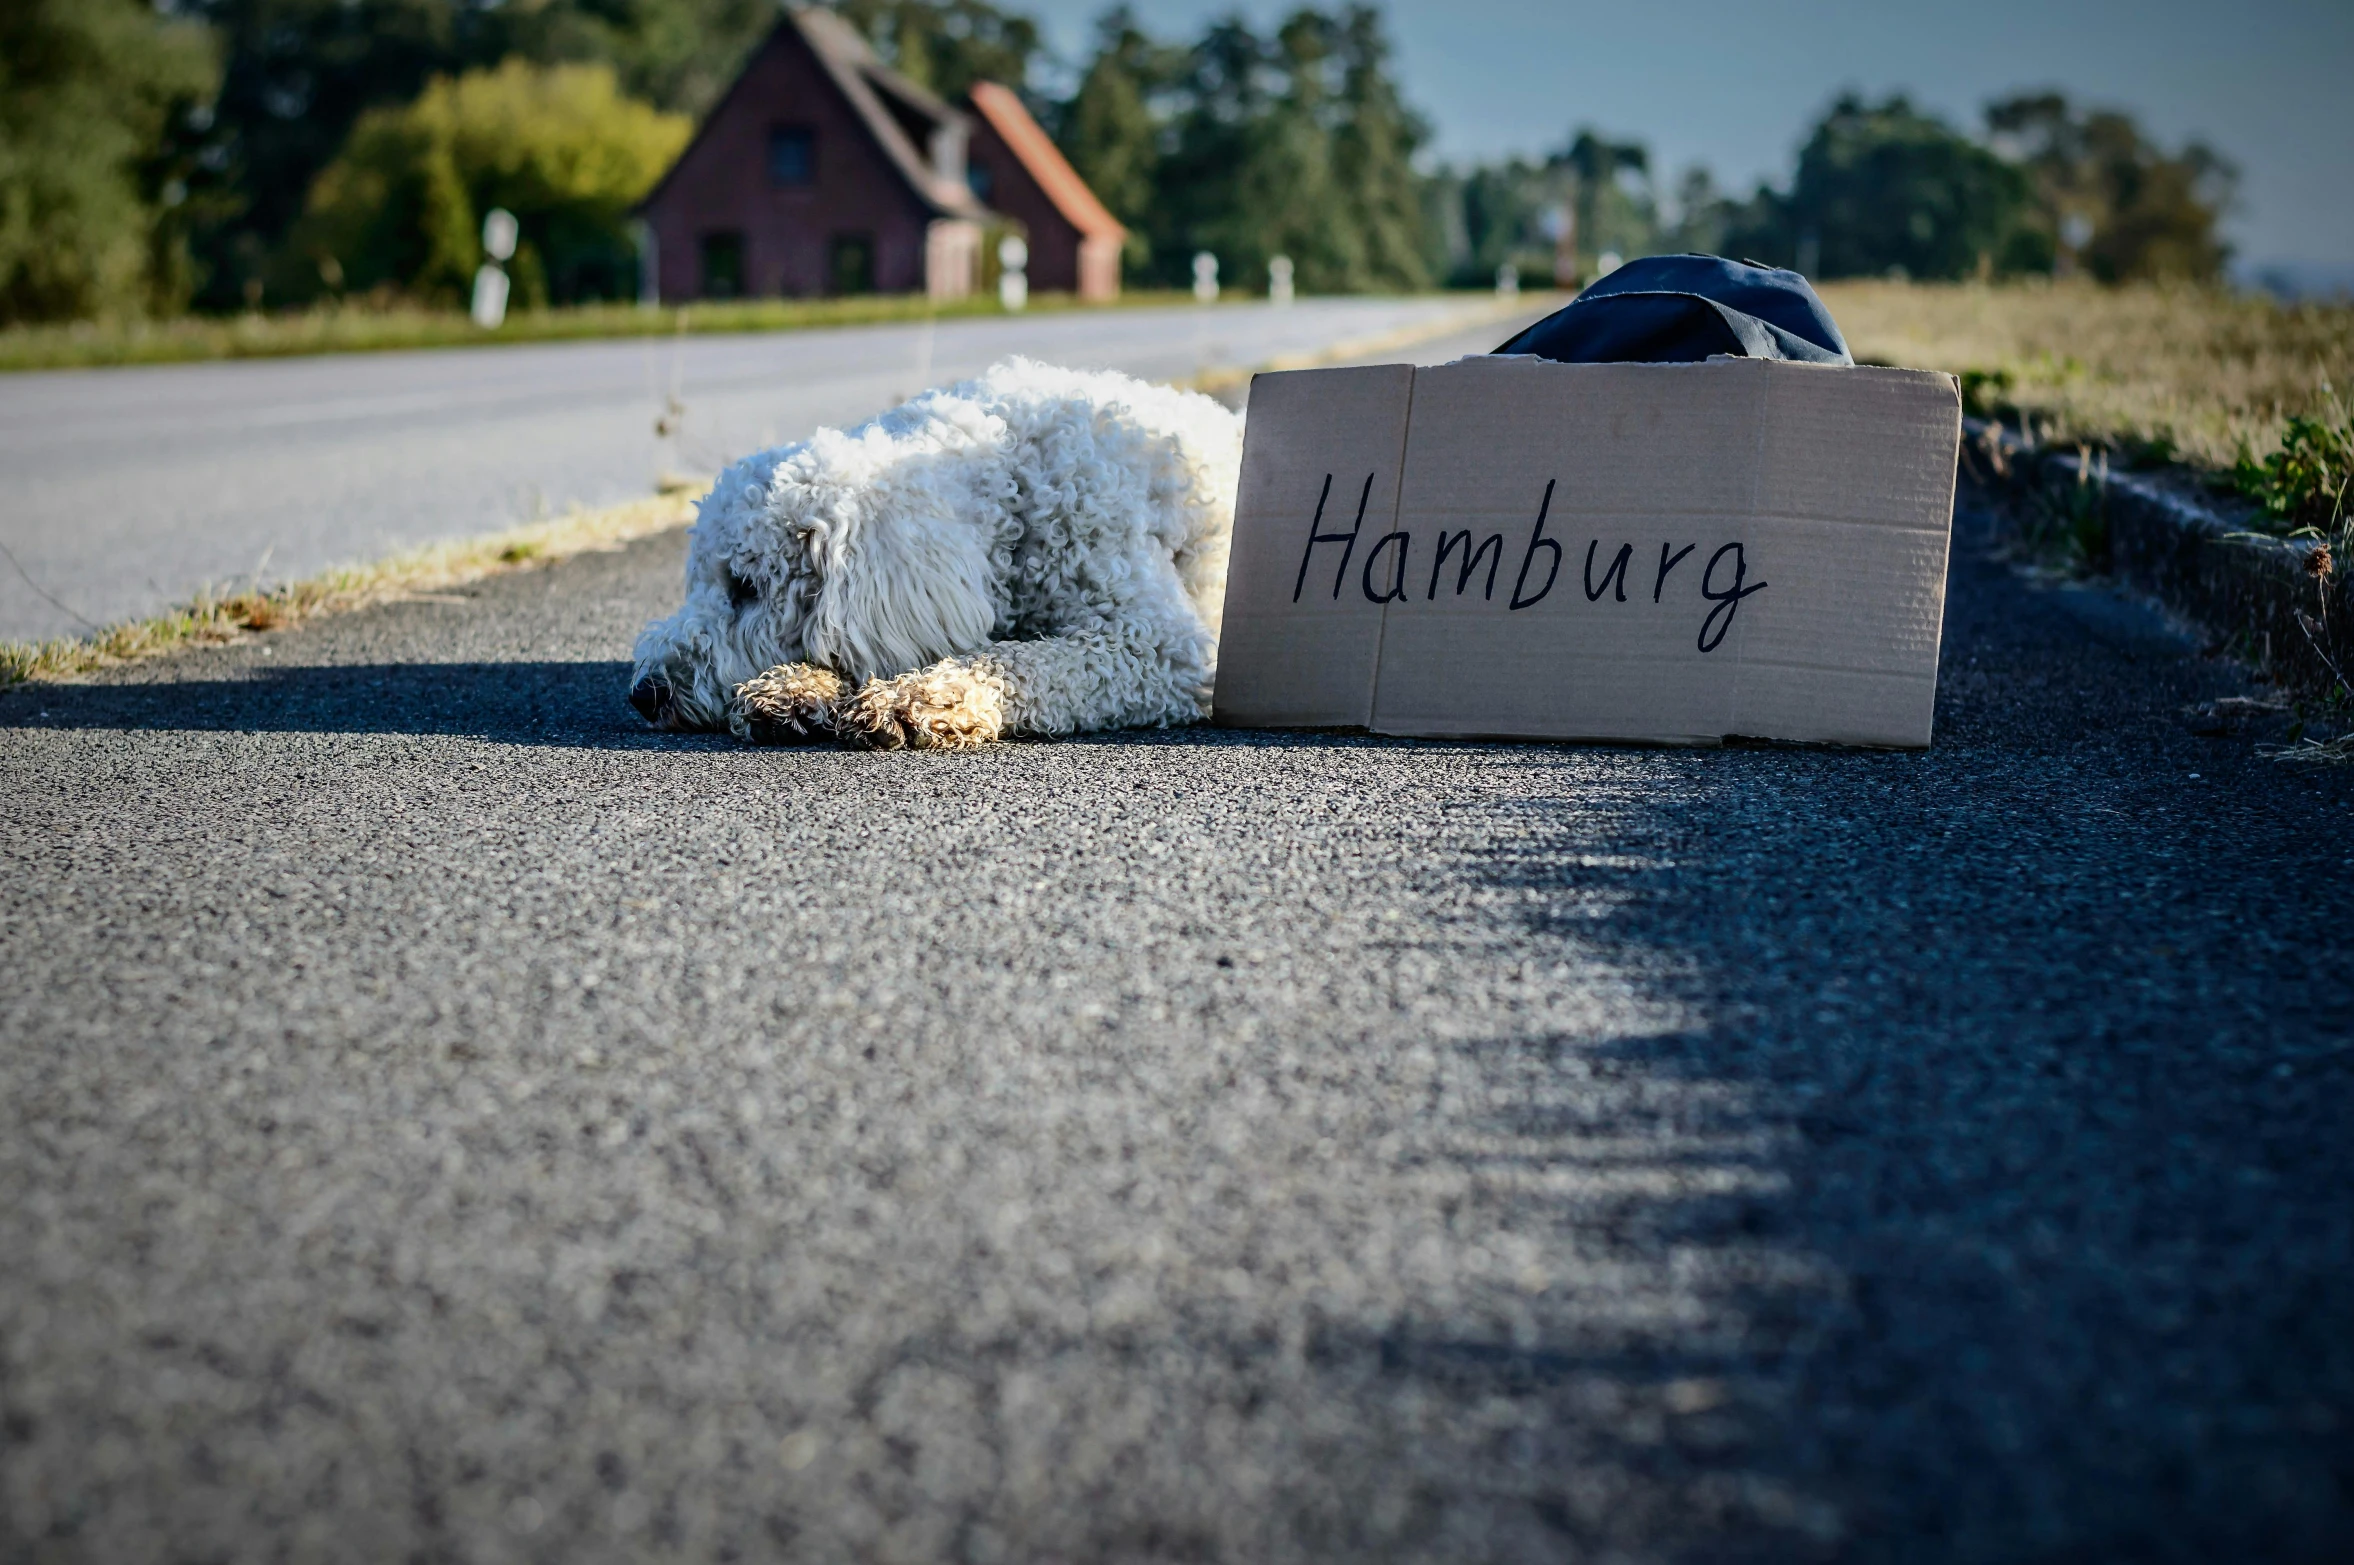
left=629, top=359, right=1243, bottom=749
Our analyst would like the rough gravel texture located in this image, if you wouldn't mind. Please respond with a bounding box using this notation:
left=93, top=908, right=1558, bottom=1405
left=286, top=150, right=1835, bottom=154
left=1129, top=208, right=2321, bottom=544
left=2, top=492, right=2350, bottom=1565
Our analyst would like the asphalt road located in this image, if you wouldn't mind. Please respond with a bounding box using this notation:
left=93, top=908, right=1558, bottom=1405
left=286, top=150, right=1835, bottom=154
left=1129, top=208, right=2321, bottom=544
left=4, top=437, right=2351, bottom=1562
left=0, top=296, right=1509, bottom=643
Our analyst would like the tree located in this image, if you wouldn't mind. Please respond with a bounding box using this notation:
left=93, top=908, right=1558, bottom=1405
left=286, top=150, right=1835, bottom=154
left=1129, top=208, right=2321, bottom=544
left=1985, top=91, right=2235, bottom=283
left=1431, top=123, right=1661, bottom=288
left=1555, top=128, right=1653, bottom=264
left=511, top=0, right=778, bottom=119
left=1329, top=5, right=1432, bottom=292
left=1099, top=5, right=1432, bottom=294
left=1434, top=155, right=1559, bottom=287
left=0, top=0, right=220, bottom=323
left=168, top=0, right=775, bottom=309
left=831, top=0, right=1042, bottom=105
left=1232, top=11, right=1366, bottom=292
left=1734, top=93, right=2031, bottom=279
left=1665, top=165, right=1730, bottom=256
left=172, top=1, right=508, bottom=308
left=297, top=59, right=690, bottom=307
left=1057, top=7, right=1178, bottom=273
left=1148, top=18, right=1284, bottom=290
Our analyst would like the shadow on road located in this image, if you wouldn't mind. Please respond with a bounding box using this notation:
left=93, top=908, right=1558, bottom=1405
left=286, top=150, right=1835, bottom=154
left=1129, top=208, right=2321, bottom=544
left=3, top=660, right=714, bottom=749
left=1384, top=506, right=2354, bottom=1558
left=3, top=661, right=1611, bottom=758
left=1298, top=1016, right=1836, bottom=1558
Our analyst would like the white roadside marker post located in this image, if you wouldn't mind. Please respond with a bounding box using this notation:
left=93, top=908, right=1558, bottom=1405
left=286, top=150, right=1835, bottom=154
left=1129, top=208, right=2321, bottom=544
left=1192, top=251, right=1219, bottom=304
left=633, top=219, right=658, bottom=308
left=1544, top=204, right=1575, bottom=289
left=1268, top=254, right=1294, bottom=306
left=998, top=235, right=1029, bottom=312
left=472, top=207, right=518, bottom=329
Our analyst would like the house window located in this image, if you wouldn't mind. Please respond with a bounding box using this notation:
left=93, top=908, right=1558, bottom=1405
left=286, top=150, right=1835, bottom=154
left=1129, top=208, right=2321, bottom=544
left=966, top=160, right=993, bottom=202
left=701, top=232, right=745, bottom=299
left=829, top=234, right=874, bottom=296
left=768, top=126, right=816, bottom=187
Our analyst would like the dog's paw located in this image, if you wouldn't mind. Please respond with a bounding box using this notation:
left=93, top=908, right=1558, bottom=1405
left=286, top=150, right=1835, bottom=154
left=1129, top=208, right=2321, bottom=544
left=729, top=662, right=847, bottom=745
left=839, top=661, right=1009, bottom=751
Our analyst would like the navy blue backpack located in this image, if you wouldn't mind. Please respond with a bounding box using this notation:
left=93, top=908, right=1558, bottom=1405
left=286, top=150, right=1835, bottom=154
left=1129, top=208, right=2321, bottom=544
left=1494, top=253, right=1853, bottom=365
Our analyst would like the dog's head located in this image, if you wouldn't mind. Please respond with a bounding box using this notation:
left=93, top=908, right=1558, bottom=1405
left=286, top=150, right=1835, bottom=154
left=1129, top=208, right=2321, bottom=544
left=628, top=395, right=1007, bottom=731
left=628, top=447, right=802, bottom=731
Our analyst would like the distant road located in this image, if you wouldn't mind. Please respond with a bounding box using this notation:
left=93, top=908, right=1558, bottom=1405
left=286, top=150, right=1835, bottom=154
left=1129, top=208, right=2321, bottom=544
left=0, top=297, right=1519, bottom=642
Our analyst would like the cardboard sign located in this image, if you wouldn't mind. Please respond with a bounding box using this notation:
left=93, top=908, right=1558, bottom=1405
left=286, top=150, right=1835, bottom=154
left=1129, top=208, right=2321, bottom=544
left=1214, top=356, right=1961, bottom=747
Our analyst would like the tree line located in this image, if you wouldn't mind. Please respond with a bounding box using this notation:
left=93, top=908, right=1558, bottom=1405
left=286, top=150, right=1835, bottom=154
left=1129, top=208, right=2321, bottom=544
left=1442, top=92, right=2236, bottom=291
left=1, top=0, right=2238, bottom=326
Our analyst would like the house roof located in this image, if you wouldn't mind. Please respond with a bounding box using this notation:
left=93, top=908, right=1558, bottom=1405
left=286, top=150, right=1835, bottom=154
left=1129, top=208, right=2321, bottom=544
left=638, top=4, right=991, bottom=222
left=965, top=81, right=1128, bottom=244
left=789, top=6, right=990, bottom=222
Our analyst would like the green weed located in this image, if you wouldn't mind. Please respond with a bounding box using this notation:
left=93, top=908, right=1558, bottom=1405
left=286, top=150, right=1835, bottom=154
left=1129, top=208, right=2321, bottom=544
left=2233, top=389, right=2353, bottom=535
left=1957, top=366, right=2016, bottom=419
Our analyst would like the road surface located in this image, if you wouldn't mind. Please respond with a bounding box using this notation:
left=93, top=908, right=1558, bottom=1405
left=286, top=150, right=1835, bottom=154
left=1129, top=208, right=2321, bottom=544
left=2, top=454, right=2349, bottom=1560
left=0, top=297, right=1513, bottom=643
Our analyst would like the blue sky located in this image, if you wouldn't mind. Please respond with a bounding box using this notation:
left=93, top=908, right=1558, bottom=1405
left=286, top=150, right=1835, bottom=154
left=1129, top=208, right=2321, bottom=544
left=1021, top=0, right=2352, bottom=277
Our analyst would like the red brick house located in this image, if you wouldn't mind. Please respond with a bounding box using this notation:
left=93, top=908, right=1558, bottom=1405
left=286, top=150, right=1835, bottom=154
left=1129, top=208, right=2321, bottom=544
left=962, top=81, right=1125, bottom=301
left=636, top=7, right=1124, bottom=303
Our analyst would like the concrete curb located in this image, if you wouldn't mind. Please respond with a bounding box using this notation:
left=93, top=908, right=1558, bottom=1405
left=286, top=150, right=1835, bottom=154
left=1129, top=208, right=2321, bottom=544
left=1961, top=416, right=2349, bottom=695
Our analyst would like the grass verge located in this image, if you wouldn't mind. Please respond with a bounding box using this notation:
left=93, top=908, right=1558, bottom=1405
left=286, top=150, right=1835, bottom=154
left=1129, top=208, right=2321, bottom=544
left=0, top=290, right=1207, bottom=373
left=0, top=486, right=700, bottom=688
left=1823, top=278, right=2354, bottom=487
left=1834, top=278, right=2354, bottom=758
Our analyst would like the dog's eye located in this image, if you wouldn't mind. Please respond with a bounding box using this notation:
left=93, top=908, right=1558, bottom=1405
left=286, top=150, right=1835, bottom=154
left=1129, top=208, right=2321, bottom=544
left=725, top=568, right=759, bottom=614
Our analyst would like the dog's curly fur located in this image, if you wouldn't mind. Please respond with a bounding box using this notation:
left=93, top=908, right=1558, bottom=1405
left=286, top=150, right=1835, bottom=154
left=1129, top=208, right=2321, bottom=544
left=630, top=358, right=1242, bottom=749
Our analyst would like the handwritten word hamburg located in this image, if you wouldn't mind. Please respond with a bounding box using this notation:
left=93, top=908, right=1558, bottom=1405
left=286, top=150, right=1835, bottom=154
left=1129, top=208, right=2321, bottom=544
left=1289, top=472, right=1767, bottom=654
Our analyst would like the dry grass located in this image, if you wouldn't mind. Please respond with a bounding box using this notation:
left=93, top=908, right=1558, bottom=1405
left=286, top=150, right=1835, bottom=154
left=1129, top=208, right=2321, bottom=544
left=0, top=485, right=699, bottom=687
left=1822, top=278, right=2354, bottom=474
left=2270, top=733, right=2354, bottom=764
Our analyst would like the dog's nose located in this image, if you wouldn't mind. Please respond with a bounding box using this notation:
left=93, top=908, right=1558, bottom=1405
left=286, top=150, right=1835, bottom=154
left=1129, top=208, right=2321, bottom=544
left=629, top=675, right=673, bottom=726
